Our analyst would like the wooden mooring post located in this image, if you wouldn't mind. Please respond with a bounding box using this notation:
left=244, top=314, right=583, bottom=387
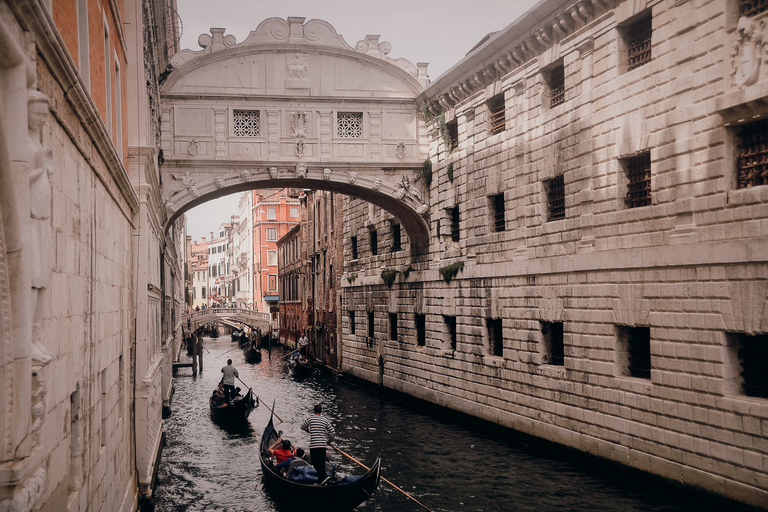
left=197, top=337, right=204, bottom=373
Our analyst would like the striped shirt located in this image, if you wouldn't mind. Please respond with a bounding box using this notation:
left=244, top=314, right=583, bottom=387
left=301, top=414, right=335, bottom=449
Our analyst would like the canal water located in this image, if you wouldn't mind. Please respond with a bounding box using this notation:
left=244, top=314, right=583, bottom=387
left=152, top=337, right=761, bottom=512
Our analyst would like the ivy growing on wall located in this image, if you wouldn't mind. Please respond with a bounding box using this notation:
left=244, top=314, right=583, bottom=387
left=346, top=273, right=357, bottom=284
left=422, top=158, right=433, bottom=186
left=438, top=113, right=454, bottom=152
left=380, top=268, right=400, bottom=287
left=420, top=101, right=434, bottom=122
left=447, top=162, right=455, bottom=183
left=438, top=261, right=464, bottom=283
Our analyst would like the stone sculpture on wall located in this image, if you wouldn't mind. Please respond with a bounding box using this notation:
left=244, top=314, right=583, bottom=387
left=731, top=17, right=764, bottom=87
left=27, top=90, right=53, bottom=365
left=287, top=52, right=308, bottom=80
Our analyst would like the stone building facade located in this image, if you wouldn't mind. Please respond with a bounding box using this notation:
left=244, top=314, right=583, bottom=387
left=341, top=0, right=768, bottom=507
left=0, top=0, right=182, bottom=511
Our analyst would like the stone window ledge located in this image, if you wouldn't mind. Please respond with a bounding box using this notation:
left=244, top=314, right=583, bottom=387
left=727, top=186, right=768, bottom=205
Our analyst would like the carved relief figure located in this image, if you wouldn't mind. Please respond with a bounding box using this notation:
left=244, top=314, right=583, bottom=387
left=291, top=111, right=308, bottom=138
left=372, top=178, right=382, bottom=190
left=396, top=174, right=422, bottom=203
left=287, top=52, right=309, bottom=80
left=296, top=140, right=305, bottom=157
left=172, top=171, right=200, bottom=197
left=395, top=142, right=406, bottom=159
left=323, top=168, right=332, bottom=180
left=731, top=17, right=765, bottom=87
left=187, top=139, right=200, bottom=156
left=347, top=171, right=357, bottom=184
left=214, top=176, right=225, bottom=188
left=296, top=164, right=307, bottom=179
left=28, top=90, right=54, bottom=364
left=269, top=167, right=278, bottom=179
left=240, top=170, right=251, bottom=182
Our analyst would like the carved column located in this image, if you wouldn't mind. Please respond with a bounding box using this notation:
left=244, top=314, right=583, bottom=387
left=213, top=107, right=227, bottom=157
left=267, top=109, right=280, bottom=158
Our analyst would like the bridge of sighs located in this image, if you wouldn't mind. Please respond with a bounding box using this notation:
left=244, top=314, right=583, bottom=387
left=160, top=17, right=432, bottom=254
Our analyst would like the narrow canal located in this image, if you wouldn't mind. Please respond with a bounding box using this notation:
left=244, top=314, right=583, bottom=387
left=152, top=337, right=761, bottom=512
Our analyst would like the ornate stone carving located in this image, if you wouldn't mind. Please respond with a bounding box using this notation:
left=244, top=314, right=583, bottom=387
left=347, top=171, right=357, bottom=184
left=268, top=167, right=278, bottom=179
left=417, top=204, right=429, bottom=215
left=296, top=140, right=305, bottom=157
left=287, top=52, right=309, bottom=80
left=323, top=168, right=332, bottom=180
left=396, top=174, right=422, bottom=203
left=372, top=178, right=382, bottom=190
left=172, top=171, right=200, bottom=197
left=0, top=468, right=47, bottom=512
left=240, top=170, right=251, bottom=182
left=296, top=164, right=307, bottom=179
left=395, top=142, right=406, bottom=159
left=731, top=17, right=765, bottom=87
left=214, top=177, right=225, bottom=189
left=187, top=139, right=199, bottom=156
left=290, top=111, right=308, bottom=138
left=165, top=202, right=178, bottom=214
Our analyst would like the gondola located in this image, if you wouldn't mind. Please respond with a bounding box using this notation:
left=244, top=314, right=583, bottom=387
left=209, top=386, right=258, bottom=423
left=259, top=407, right=381, bottom=511
left=287, top=350, right=312, bottom=379
left=243, top=342, right=262, bottom=364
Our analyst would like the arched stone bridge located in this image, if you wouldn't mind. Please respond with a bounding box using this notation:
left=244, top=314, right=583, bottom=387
left=182, top=308, right=271, bottom=334
left=159, top=17, right=432, bottom=255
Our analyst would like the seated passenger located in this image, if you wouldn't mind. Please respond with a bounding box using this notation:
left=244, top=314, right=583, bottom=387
left=268, top=438, right=296, bottom=475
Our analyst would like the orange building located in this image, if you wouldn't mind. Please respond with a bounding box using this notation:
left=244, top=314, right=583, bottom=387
left=252, top=189, right=300, bottom=315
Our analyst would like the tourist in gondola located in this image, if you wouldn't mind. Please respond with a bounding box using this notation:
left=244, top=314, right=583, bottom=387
left=268, top=438, right=296, bottom=475
left=301, top=404, right=335, bottom=485
left=220, top=359, right=239, bottom=400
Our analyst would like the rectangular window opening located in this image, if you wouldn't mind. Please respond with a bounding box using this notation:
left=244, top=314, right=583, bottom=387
left=389, top=312, right=398, bottom=341
left=490, top=193, right=505, bottom=232
left=416, top=314, right=426, bottom=347
left=337, top=112, right=363, bottom=138
left=541, top=321, right=564, bottom=366
left=546, top=64, right=565, bottom=108
left=737, top=119, right=768, bottom=189
left=367, top=310, right=375, bottom=345
left=446, top=119, right=458, bottom=150
left=623, top=152, right=652, bottom=208
left=351, top=236, right=358, bottom=259
left=444, top=315, right=457, bottom=351
left=486, top=318, right=503, bottom=357
left=370, top=229, right=378, bottom=256
left=488, top=93, right=506, bottom=135
left=233, top=109, right=260, bottom=136
left=616, top=325, right=651, bottom=379
left=349, top=311, right=355, bottom=334
left=626, top=15, right=652, bottom=71
left=449, top=206, right=460, bottom=242
left=545, top=175, right=565, bottom=221
left=391, top=223, right=401, bottom=252
left=728, top=333, right=768, bottom=398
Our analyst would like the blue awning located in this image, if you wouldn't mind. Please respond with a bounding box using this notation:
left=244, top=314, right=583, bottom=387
left=264, top=294, right=280, bottom=302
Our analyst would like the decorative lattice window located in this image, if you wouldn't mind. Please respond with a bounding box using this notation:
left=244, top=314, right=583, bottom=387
left=233, top=110, right=260, bottom=136
left=740, top=0, right=768, bottom=17
left=626, top=15, right=652, bottom=71
left=337, top=112, right=363, bottom=138
left=737, top=119, right=768, bottom=189
left=488, top=94, right=506, bottom=135
left=491, top=194, right=505, bottom=232
left=624, top=152, right=652, bottom=208
left=546, top=175, right=565, bottom=220
left=547, top=65, right=565, bottom=107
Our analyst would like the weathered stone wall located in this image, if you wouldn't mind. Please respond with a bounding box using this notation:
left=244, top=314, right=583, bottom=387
left=342, top=0, right=768, bottom=507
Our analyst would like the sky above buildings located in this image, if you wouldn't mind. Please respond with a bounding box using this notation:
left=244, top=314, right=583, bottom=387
left=178, top=0, right=540, bottom=240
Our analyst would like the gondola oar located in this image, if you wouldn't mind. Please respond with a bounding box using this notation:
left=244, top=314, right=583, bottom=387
left=236, top=377, right=283, bottom=423
left=330, top=445, right=434, bottom=512
left=216, top=345, right=241, bottom=358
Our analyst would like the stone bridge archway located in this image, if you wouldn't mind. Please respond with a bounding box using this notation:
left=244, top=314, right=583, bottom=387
left=159, top=17, right=431, bottom=254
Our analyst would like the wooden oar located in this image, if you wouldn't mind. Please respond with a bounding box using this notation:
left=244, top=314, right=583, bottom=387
left=216, top=345, right=241, bottom=358
left=236, top=377, right=283, bottom=423
left=330, top=445, right=434, bottom=512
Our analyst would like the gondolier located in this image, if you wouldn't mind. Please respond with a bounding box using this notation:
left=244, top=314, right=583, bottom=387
left=301, top=404, right=335, bottom=485
left=298, top=332, right=309, bottom=356
left=220, top=359, right=239, bottom=400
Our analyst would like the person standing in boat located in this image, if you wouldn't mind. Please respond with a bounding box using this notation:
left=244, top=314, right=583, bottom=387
left=298, top=332, right=309, bottom=357
left=220, top=359, right=239, bottom=400
left=301, top=404, right=335, bottom=485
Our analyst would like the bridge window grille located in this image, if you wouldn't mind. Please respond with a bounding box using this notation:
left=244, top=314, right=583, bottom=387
left=490, top=193, right=505, bottom=232
left=486, top=318, right=503, bottom=357
left=449, top=206, right=460, bottom=241
left=337, top=112, right=363, bottom=138
left=444, top=315, right=457, bottom=351
left=737, top=119, right=768, bottom=189
left=617, top=325, right=651, bottom=379
left=233, top=109, right=260, bottom=136
left=541, top=321, right=564, bottom=366
left=623, top=152, right=652, bottom=208
left=545, top=175, right=565, bottom=220
left=740, top=0, right=768, bottom=17
left=389, top=313, right=398, bottom=341
left=626, top=15, right=652, bottom=71
left=391, top=223, right=401, bottom=252
left=488, top=93, right=506, bottom=135
left=546, top=64, right=565, bottom=108
left=416, top=314, right=426, bottom=346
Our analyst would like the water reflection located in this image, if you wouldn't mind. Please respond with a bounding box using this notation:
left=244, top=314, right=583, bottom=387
left=153, top=338, right=761, bottom=512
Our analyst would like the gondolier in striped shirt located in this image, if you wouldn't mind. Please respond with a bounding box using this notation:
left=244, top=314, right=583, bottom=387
left=301, top=403, right=335, bottom=485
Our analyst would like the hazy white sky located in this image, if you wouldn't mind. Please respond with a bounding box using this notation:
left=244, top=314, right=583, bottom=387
left=177, top=0, right=541, bottom=240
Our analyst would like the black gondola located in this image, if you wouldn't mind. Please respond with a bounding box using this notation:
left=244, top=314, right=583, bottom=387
left=243, top=342, right=262, bottom=363
left=209, top=387, right=258, bottom=423
left=288, top=350, right=312, bottom=379
left=259, top=408, right=381, bottom=511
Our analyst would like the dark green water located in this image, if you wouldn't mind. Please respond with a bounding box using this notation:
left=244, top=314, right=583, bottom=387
left=152, top=337, right=762, bottom=512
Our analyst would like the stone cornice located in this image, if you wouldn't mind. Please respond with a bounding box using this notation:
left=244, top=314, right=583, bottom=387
left=418, top=0, right=615, bottom=115
left=9, top=0, right=140, bottom=216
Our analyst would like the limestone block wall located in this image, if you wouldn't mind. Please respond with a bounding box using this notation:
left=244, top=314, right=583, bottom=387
left=342, top=0, right=768, bottom=507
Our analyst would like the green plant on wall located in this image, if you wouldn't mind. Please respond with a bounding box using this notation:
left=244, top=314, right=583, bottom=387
left=380, top=268, right=399, bottom=287
left=447, top=162, right=455, bottom=183
left=422, top=158, right=433, bottom=186
left=346, top=273, right=357, bottom=284
left=403, top=266, right=413, bottom=280
left=438, top=113, right=453, bottom=153
left=420, top=101, right=434, bottom=122
left=439, top=261, right=464, bottom=283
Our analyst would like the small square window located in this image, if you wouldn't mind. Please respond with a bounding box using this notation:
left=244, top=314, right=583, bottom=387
left=541, top=321, right=564, bottom=366
left=233, top=110, right=260, bottom=136
left=737, top=119, right=768, bottom=189
left=290, top=206, right=299, bottom=217
left=490, top=194, right=505, bottom=232
left=391, top=224, right=401, bottom=252
left=623, top=152, right=652, bottom=208
left=389, top=312, right=398, bottom=341
left=370, top=229, right=378, bottom=256
left=267, top=206, right=276, bottom=220
left=545, top=64, right=565, bottom=107
left=444, top=315, right=457, bottom=351
left=446, top=119, right=458, bottom=150
left=337, top=112, right=362, bottom=138
left=545, top=175, right=565, bottom=221
left=616, top=325, right=651, bottom=379
left=351, top=236, right=358, bottom=259
left=266, top=227, right=277, bottom=241
left=488, top=93, right=505, bottom=135
left=415, top=314, right=426, bottom=346
left=448, top=206, right=460, bottom=242
left=486, top=318, right=503, bottom=357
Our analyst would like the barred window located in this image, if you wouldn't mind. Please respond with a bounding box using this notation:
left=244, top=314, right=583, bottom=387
left=626, top=15, right=652, bottom=71
left=623, top=152, right=652, bottom=208
left=737, top=119, right=768, bottom=189
left=337, top=112, right=363, bottom=138
left=351, top=236, right=358, bottom=259
left=740, top=0, right=768, bottom=17
left=488, top=94, right=506, bottom=135
left=448, top=206, right=460, bottom=242
left=547, top=64, right=565, bottom=108
left=490, top=193, right=505, bottom=232
left=545, top=175, right=565, bottom=221
left=391, top=223, right=401, bottom=252
left=349, top=311, right=355, bottom=334
left=233, top=110, right=260, bottom=136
